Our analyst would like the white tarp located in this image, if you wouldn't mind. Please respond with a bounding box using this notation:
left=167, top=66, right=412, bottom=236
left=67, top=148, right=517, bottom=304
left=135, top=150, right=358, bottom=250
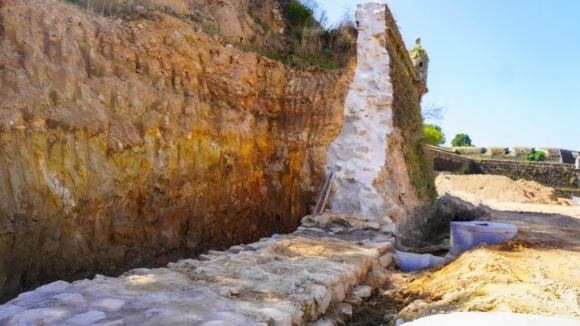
left=402, top=312, right=580, bottom=326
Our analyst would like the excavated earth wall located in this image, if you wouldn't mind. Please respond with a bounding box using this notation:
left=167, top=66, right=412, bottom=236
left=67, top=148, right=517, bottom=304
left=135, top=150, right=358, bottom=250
left=0, top=0, right=433, bottom=306
left=0, top=0, right=352, bottom=301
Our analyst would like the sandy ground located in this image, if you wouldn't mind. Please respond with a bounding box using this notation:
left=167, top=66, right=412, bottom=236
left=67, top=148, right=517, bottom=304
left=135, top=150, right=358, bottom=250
left=436, top=173, right=579, bottom=207
left=348, top=174, right=580, bottom=325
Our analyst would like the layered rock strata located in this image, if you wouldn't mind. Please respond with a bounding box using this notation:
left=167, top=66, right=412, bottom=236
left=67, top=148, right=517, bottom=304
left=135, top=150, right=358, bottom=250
left=0, top=0, right=352, bottom=301
left=326, top=3, right=429, bottom=231
left=0, top=217, right=395, bottom=326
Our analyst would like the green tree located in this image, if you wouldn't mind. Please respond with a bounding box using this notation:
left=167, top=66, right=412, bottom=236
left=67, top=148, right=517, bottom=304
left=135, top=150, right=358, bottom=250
left=451, top=134, right=473, bottom=147
left=525, top=151, right=546, bottom=162
left=424, top=124, right=446, bottom=146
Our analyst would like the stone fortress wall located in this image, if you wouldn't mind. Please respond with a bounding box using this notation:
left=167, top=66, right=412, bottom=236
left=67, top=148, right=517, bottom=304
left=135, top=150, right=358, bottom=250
left=324, top=3, right=433, bottom=233
left=430, top=146, right=580, bottom=198
left=449, top=146, right=580, bottom=164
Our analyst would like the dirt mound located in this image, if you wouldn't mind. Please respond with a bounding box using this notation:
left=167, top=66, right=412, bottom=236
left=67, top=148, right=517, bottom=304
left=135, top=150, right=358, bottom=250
left=348, top=206, right=580, bottom=325
left=436, top=174, right=576, bottom=206
left=397, top=243, right=580, bottom=321
left=348, top=176, right=580, bottom=326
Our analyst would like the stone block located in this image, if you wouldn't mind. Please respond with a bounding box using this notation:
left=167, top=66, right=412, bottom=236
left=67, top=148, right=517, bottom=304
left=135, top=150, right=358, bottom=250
left=331, top=227, right=344, bottom=234
left=379, top=253, right=394, bottom=268
left=93, top=274, right=106, bottom=281
left=198, top=254, right=211, bottom=261
left=371, top=264, right=389, bottom=287
left=309, top=274, right=337, bottom=287
left=344, top=295, right=363, bottom=307
left=65, top=311, right=107, bottom=325
left=8, top=308, right=69, bottom=326
left=380, top=223, right=397, bottom=234
left=372, top=241, right=393, bottom=254
left=218, top=287, right=231, bottom=297
left=335, top=303, right=353, bottom=320
left=260, top=308, right=292, bottom=326
left=364, top=271, right=381, bottom=289
left=52, top=292, right=86, bottom=303
left=512, top=147, right=534, bottom=156
left=383, top=313, right=397, bottom=323
left=350, top=286, right=372, bottom=299
left=486, top=147, right=508, bottom=156
left=307, top=319, right=336, bottom=326
left=317, top=288, right=334, bottom=315
left=538, top=148, right=561, bottom=157
left=454, top=147, right=484, bottom=155
left=332, top=283, right=346, bottom=303
left=0, top=305, right=26, bottom=321
left=208, top=250, right=229, bottom=256
left=92, top=298, right=127, bottom=312
left=229, top=286, right=241, bottom=295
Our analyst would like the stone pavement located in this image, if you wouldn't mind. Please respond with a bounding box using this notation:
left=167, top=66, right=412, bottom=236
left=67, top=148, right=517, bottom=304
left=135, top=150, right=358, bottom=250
left=0, top=214, right=396, bottom=325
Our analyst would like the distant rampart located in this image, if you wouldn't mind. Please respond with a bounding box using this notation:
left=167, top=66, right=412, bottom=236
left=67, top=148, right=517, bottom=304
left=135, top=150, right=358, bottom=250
left=430, top=146, right=580, bottom=198
left=445, top=146, right=580, bottom=164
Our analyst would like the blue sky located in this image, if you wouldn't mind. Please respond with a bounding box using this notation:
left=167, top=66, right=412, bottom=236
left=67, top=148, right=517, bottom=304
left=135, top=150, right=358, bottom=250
left=315, top=0, right=580, bottom=150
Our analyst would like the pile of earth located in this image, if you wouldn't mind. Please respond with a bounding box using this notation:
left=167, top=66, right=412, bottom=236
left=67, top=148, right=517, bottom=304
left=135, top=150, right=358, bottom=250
left=435, top=174, right=577, bottom=206
left=347, top=174, right=580, bottom=326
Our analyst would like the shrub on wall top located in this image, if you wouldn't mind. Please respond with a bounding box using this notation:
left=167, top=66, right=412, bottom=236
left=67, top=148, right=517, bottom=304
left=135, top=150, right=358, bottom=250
left=526, top=151, right=546, bottom=162
left=284, top=1, right=314, bottom=27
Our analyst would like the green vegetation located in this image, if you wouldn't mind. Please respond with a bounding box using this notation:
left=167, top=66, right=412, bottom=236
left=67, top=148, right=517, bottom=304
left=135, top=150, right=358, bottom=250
left=387, top=31, right=436, bottom=203
left=57, top=0, right=357, bottom=69
left=423, top=124, right=446, bottom=146
left=421, top=103, right=447, bottom=147
left=275, top=0, right=357, bottom=69
left=526, top=151, right=546, bottom=162
left=285, top=1, right=314, bottom=27
left=452, top=134, right=473, bottom=147
left=61, top=0, right=151, bottom=18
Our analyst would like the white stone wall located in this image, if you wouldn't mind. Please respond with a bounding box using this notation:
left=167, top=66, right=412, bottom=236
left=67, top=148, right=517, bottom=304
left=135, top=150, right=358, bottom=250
left=326, top=3, right=395, bottom=228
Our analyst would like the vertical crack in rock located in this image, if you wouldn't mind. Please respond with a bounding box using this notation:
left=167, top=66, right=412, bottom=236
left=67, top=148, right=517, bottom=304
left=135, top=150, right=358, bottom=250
left=326, top=3, right=395, bottom=228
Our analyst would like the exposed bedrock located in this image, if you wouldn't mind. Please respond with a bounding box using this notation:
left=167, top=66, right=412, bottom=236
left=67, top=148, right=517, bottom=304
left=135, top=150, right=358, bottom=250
left=0, top=0, right=353, bottom=301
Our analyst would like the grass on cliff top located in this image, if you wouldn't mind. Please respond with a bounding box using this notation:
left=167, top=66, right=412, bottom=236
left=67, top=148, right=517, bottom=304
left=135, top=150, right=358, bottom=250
left=62, top=0, right=142, bottom=18
left=201, top=0, right=358, bottom=70
left=274, top=0, right=358, bottom=69
left=59, top=0, right=357, bottom=70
